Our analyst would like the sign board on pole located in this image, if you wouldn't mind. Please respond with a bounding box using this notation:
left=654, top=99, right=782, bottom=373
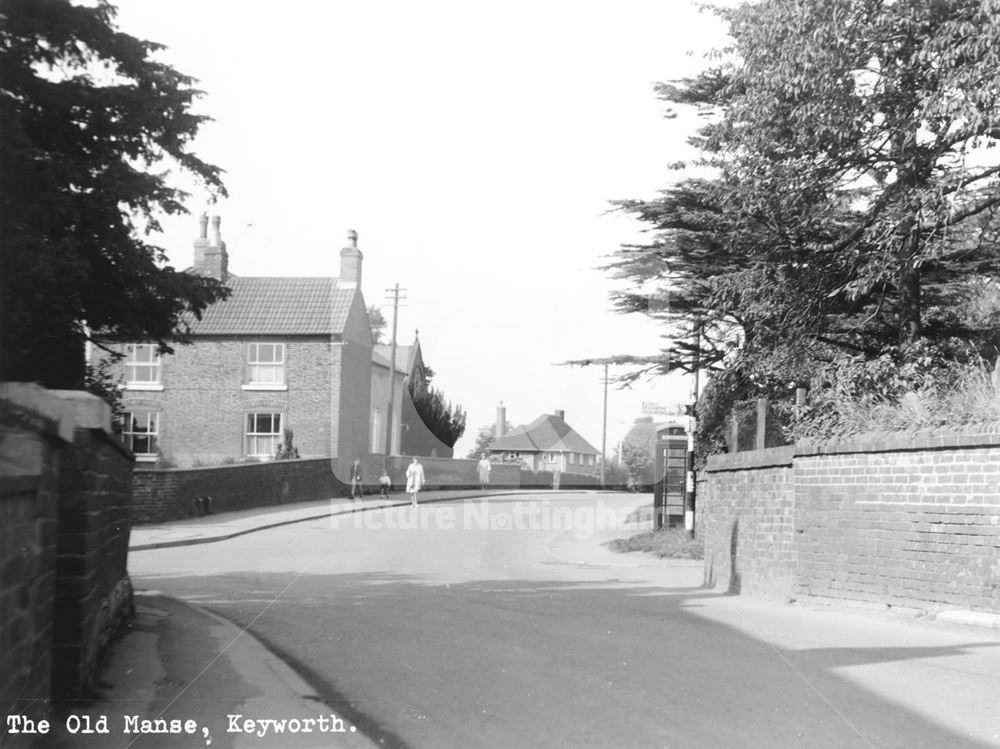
left=641, top=401, right=671, bottom=416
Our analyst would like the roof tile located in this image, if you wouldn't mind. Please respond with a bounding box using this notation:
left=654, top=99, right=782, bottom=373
left=184, top=277, right=355, bottom=335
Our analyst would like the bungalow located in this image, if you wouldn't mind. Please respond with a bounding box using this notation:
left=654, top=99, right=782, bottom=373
left=487, top=407, right=600, bottom=473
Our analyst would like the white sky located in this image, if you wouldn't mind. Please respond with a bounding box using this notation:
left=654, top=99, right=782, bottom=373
left=112, top=0, right=731, bottom=457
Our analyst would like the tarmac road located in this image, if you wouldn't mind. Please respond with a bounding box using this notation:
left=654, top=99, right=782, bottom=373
left=129, top=492, right=1000, bottom=748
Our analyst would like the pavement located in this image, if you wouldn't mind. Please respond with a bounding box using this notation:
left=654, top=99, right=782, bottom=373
left=129, top=488, right=542, bottom=551
left=47, top=490, right=1000, bottom=748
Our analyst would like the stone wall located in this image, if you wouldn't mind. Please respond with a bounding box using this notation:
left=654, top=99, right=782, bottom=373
left=1, top=384, right=134, bottom=746
left=700, top=424, right=1000, bottom=612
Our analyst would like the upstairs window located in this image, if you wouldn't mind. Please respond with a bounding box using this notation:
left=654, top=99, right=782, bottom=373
left=125, top=344, right=161, bottom=387
left=247, top=343, right=285, bottom=387
left=246, top=412, right=282, bottom=458
left=122, top=410, right=159, bottom=458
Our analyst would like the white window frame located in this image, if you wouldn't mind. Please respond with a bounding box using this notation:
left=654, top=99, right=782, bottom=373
left=124, top=344, right=162, bottom=390
left=122, top=410, right=159, bottom=461
left=243, top=342, right=287, bottom=390
left=246, top=412, right=283, bottom=459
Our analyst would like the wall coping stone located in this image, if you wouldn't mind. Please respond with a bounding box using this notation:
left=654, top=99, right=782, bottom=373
left=706, top=445, right=794, bottom=473
left=1, top=382, right=116, bottom=438
left=707, top=421, right=1000, bottom=466
left=50, top=389, right=112, bottom=434
left=134, top=456, right=330, bottom=475
left=2, top=382, right=76, bottom=442
left=795, top=420, right=1000, bottom=456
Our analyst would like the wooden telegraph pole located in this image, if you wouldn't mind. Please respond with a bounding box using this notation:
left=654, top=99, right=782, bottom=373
left=384, top=283, right=406, bottom=457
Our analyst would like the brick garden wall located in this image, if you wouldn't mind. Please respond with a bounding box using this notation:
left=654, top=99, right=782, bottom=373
left=132, top=458, right=341, bottom=523
left=52, top=420, right=133, bottom=699
left=1, top=415, right=61, bottom=740
left=1, top=384, right=134, bottom=746
left=132, top=455, right=599, bottom=523
left=701, top=424, right=1000, bottom=612
left=699, top=447, right=797, bottom=600
left=383, top=456, right=521, bottom=491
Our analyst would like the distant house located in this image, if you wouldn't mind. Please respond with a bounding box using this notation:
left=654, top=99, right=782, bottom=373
left=487, top=408, right=600, bottom=472
left=100, top=216, right=382, bottom=477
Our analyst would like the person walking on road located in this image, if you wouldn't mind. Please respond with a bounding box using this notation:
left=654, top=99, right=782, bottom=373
left=477, top=453, right=492, bottom=491
left=406, top=457, right=425, bottom=507
left=379, top=469, right=391, bottom=498
left=350, top=458, right=363, bottom=500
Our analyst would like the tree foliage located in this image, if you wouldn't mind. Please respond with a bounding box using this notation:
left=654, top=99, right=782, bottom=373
left=368, top=305, right=388, bottom=344
left=409, top=368, right=467, bottom=449
left=621, top=417, right=657, bottom=488
left=605, top=0, right=1000, bottom=450
left=0, top=0, right=229, bottom=388
left=465, top=419, right=512, bottom=458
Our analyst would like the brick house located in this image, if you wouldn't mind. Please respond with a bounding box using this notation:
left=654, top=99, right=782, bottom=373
left=101, top=216, right=383, bottom=477
left=487, top=407, right=600, bottom=472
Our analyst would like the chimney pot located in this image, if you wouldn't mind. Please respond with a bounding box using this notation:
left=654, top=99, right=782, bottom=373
left=555, top=409, right=565, bottom=420
left=339, top=230, right=363, bottom=288
left=210, top=215, right=222, bottom=246
left=194, top=214, right=228, bottom=281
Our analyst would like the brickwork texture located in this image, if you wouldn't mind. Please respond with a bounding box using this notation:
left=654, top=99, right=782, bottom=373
left=1, top=384, right=134, bottom=748
left=700, top=424, right=1000, bottom=612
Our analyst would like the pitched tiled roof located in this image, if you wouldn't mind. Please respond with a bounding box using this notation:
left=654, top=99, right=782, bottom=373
left=185, top=277, right=355, bottom=335
left=489, top=414, right=599, bottom=454
left=372, top=349, right=407, bottom=373
left=488, top=425, right=539, bottom=452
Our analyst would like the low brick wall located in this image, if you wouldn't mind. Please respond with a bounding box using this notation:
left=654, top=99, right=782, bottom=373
left=53, top=427, right=133, bottom=698
left=133, top=458, right=341, bottom=523
left=700, top=424, right=1000, bottom=612
left=133, top=456, right=600, bottom=522
left=384, top=456, right=520, bottom=491
left=1, top=384, right=134, bottom=744
left=1, top=436, right=60, bottom=736
left=700, top=447, right=796, bottom=599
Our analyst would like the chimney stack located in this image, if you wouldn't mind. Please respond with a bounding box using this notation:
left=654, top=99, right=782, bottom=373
left=496, top=401, right=507, bottom=439
left=339, top=229, right=363, bottom=289
left=554, top=409, right=565, bottom=421
left=193, top=213, right=228, bottom=281
left=193, top=213, right=209, bottom=269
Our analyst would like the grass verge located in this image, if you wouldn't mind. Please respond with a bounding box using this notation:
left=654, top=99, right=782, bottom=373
left=605, top=527, right=704, bottom=560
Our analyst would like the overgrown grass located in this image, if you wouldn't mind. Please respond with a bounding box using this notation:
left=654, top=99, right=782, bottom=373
left=605, top=527, right=704, bottom=560
left=791, top=357, right=1000, bottom=442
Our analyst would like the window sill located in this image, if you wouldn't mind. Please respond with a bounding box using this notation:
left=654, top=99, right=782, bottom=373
left=123, top=384, right=164, bottom=391
left=135, top=455, right=159, bottom=463
left=242, top=384, right=288, bottom=391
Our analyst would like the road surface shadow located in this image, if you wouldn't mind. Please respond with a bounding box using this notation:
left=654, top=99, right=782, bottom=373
left=128, top=570, right=1000, bottom=749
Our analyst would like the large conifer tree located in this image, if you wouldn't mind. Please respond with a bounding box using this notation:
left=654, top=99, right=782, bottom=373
left=0, top=0, right=229, bottom=388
